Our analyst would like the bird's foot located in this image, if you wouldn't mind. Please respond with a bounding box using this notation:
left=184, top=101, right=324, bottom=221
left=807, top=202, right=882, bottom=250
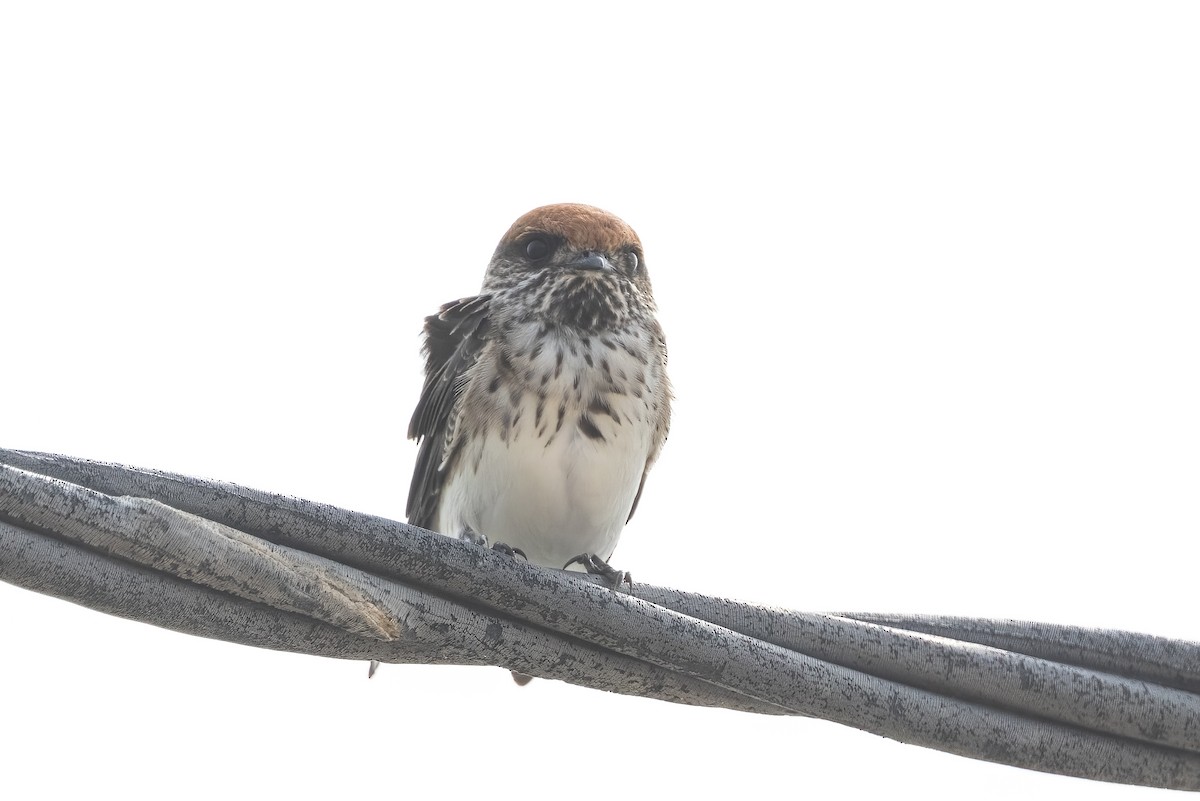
left=368, top=660, right=381, bottom=678
left=458, top=527, right=489, bottom=547
left=510, top=671, right=534, bottom=686
left=491, top=542, right=528, bottom=560
left=564, top=553, right=632, bottom=590
left=458, top=527, right=526, bottom=560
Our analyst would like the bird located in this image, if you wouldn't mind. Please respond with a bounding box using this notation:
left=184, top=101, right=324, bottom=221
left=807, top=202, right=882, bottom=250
left=373, top=204, right=671, bottom=682
left=409, top=202, right=671, bottom=567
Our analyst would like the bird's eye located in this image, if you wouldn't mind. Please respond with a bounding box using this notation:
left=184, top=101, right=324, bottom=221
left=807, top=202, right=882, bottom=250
left=627, top=251, right=640, bottom=273
left=525, top=238, right=551, bottom=261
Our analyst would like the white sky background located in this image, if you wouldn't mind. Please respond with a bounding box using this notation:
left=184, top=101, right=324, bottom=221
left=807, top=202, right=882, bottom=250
left=2, top=2, right=1198, bottom=798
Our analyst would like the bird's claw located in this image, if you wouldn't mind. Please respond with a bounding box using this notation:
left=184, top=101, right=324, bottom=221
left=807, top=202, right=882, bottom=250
left=458, top=527, right=488, bottom=547
left=492, top=542, right=527, bottom=560
left=458, top=528, right=526, bottom=560
left=564, top=553, right=633, bottom=590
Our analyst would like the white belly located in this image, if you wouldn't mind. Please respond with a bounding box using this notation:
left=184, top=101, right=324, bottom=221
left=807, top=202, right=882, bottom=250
left=436, top=399, right=649, bottom=568
left=435, top=328, right=658, bottom=568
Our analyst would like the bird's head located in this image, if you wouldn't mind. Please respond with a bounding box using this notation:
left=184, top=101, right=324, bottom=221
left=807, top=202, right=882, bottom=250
left=483, top=203, right=656, bottom=332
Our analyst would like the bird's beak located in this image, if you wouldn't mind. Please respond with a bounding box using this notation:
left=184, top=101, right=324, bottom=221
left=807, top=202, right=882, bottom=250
left=564, top=251, right=614, bottom=272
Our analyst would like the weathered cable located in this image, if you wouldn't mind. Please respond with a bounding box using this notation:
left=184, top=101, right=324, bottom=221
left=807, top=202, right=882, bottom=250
left=2, top=448, right=1198, bottom=790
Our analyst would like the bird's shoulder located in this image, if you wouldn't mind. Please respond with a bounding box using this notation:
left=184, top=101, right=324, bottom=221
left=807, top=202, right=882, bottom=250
left=408, top=295, right=492, bottom=438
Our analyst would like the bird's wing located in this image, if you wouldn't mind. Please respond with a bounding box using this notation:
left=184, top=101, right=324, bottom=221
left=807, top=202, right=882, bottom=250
left=626, top=328, right=671, bottom=524
left=406, top=294, right=492, bottom=531
left=625, top=465, right=650, bottom=523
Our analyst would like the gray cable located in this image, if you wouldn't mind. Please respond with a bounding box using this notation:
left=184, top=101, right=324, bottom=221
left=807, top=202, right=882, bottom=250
left=2, top=448, right=1198, bottom=790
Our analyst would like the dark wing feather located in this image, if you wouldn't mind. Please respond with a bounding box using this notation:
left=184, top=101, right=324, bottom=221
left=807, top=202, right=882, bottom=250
left=625, top=463, right=650, bottom=523
left=406, top=295, right=492, bottom=530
